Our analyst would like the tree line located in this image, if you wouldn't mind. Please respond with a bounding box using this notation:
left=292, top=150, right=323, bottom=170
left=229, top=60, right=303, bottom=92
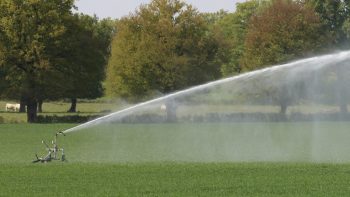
left=106, top=0, right=350, bottom=119
left=1, top=0, right=350, bottom=122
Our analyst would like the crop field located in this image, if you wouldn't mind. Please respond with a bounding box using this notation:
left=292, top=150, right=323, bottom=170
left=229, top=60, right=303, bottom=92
left=1, top=123, right=350, bottom=196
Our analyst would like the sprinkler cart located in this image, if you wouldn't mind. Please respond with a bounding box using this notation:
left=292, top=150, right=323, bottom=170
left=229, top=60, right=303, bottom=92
left=32, top=131, right=66, bottom=163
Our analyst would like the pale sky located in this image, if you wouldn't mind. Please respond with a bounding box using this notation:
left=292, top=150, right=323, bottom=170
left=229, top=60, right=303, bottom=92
left=74, top=0, right=246, bottom=19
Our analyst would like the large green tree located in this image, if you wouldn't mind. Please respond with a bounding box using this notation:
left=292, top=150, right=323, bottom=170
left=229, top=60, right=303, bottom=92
left=0, top=0, right=75, bottom=122
left=215, top=0, right=263, bottom=76
left=240, top=0, right=325, bottom=115
left=240, top=0, right=324, bottom=70
left=106, top=0, right=221, bottom=120
left=59, top=15, right=115, bottom=113
left=305, top=0, right=350, bottom=113
left=202, top=11, right=232, bottom=75
left=306, top=0, right=350, bottom=49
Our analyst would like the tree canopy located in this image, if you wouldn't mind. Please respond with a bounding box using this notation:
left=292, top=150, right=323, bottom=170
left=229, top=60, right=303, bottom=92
left=306, top=0, right=350, bottom=49
left=214, top=0, right=262, bottom=76
left=58, top=14, right=115, bottom=112
left=0, top=0, right=114, bottom=122
left=106, top=0, right=221, bottom=102
left=240, top=0, right=325, bottom=70
left=0, top=0, right=75, bottom=122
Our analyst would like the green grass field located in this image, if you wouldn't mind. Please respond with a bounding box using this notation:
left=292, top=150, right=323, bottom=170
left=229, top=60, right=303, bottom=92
left=0, top=100, right=122, bottom=123
left=1, top=123, right=350, bottom=196
left=2, top=162, right=350, bottom=196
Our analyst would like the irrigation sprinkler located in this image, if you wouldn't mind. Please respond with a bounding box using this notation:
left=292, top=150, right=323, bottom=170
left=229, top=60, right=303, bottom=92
left=32, top=131, right=66, bottom=163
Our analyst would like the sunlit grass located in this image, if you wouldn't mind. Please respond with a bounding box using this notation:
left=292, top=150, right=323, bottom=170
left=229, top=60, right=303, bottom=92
left=0, top=100, right=122, bottom=123
left=1, top=123, right=350, bottom=196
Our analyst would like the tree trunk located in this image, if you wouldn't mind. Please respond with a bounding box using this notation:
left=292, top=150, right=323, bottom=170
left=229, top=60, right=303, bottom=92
left=27, top=98, right=37, bottom=123
left=280, top=104, right=287, bottom=115
left=37, top=99, right=43, bottom=113
left=165, top=101, right=177, bottom=122
left=19, top=97, right=26, bottom=113
left=340, top=103, right=348, bottom=114
left=280, top=101, right=288, bottom=118
left=67, top=98, right=77, bottom=113
left=336, top=65, right=348, bottom=114
left=278, top=86, right=289, bottom=119
left=337, top=83, right=348, bottom=114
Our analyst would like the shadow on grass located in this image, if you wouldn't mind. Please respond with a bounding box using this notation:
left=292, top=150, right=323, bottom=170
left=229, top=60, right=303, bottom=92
left=39, top=112, right=105, bottom=114
left=37, top=115, right=101, bottom=123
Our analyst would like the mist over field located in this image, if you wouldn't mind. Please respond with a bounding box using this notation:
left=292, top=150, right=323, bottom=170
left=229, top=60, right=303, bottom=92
left=58, top=122, right=349, bottom=163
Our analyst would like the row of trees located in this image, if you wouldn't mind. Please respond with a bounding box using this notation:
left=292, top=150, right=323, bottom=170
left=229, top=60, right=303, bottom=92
left=106, top=0, right=350, bottom=120
left=223, top=0, right=350, bottom=114
left=209, top=0, right=350, bottom=75
left=1, top=0, right=350, bottom=122
left=0, top=0, right=115, bottom=122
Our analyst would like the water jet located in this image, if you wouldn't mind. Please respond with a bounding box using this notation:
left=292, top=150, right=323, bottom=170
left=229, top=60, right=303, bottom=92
left=58, top=51, right=350, bottom=163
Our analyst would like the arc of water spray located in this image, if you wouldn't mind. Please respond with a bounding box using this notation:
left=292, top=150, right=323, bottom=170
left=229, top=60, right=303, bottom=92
left=62, top=51, right=350, bottom=134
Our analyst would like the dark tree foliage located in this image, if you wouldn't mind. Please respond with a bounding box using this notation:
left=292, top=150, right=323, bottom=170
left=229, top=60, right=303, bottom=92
left=0, top=0, right=75, bottom=122
left=215, top=0, right=262, bottom=76
left=306, top=0, right=350, bottom=49
left=0, top=1, right=114, bottom=121
left=57, top=15, right=115, bottom=112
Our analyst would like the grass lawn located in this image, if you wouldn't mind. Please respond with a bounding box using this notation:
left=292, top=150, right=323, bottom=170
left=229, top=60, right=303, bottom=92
left=0, top=100, right=122, bottom=123
left=1, top=123, right=350, bottom=196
